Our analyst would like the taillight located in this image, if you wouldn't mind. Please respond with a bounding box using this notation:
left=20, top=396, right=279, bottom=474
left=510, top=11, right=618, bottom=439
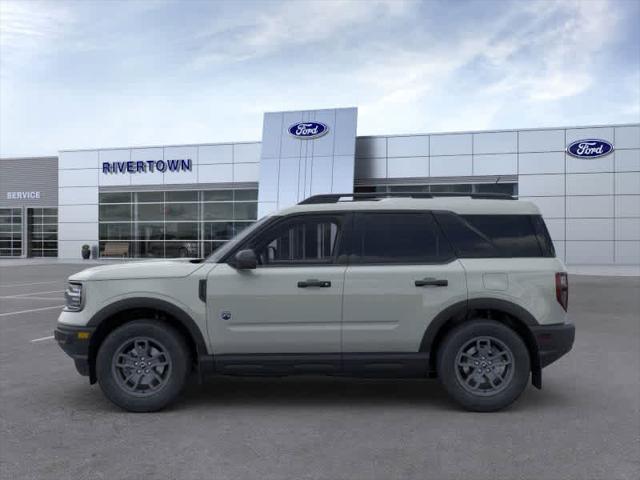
left=555, top=272, right=568, bottom=311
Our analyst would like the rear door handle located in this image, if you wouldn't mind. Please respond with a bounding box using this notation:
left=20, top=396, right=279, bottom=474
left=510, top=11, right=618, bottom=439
left=415, top=278, right=448, bottom=287
left=297, top=279, right=331, bottom=288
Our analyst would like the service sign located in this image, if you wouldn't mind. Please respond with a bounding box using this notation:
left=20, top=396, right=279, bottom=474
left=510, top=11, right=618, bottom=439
left=288, top=122, right=329, bottom=139
left=6, top=191, right=40, bottom=200
left=566, top=139, right=613, bottom=159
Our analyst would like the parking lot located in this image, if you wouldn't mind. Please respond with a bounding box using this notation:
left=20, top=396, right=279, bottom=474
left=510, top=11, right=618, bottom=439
left=0, top=262, right=638, bottom=480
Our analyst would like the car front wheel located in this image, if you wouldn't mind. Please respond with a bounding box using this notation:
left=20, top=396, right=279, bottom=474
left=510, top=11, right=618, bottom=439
left=96, top=320, right=190, bottom=412
left=437, top=319, right=530, bottom=412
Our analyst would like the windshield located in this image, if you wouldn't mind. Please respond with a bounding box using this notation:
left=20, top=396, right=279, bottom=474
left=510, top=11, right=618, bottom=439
left=206, top=215, right=273, bottom=263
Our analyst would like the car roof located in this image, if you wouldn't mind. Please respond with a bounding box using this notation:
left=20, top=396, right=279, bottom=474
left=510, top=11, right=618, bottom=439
left=277, top=196, right=541, bottom=216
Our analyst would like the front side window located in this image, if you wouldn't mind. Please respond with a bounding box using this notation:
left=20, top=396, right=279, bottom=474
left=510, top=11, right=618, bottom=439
left=250, top=215, right=342, bottom=266
left=355, top=212, right=453, bottom=264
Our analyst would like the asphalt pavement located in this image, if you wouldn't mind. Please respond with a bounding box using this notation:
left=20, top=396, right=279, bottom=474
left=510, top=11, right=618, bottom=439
left=0, top=262, right=638, bottom=480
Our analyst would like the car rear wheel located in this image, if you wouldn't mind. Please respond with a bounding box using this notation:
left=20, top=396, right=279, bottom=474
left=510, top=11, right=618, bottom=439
left=96, top=320, right=190, bottom=412
left=437, top=319, right=530, bottom=412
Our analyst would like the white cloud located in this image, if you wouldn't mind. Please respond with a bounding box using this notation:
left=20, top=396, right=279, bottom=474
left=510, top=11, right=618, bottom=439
left=0, top=0, right=637, bottom=156
left=356, top=0, right=623, bottom=134
left=191, top=0, right=409, bottom=67
left=0, top=0, right=73, bottom=66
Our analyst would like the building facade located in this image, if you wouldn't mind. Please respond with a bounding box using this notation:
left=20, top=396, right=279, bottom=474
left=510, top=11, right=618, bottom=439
left=0, top=157, right=59, bottom=257
left=2, top=107, right=639, bottom=265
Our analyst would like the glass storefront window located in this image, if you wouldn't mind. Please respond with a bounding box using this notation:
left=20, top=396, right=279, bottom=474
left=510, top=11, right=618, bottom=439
left=136, top=192, right=164, bottom=203
left=203, top=222, right=234, bottom=241
left=133, top=241, right=164, bottom=258
left=203, top=203, right=233, bottom=220
left=430, top=184, right=473, bottom=193
left=165, top=242, right=199, bottom=258
left=234, top=189, right=258, bottom=201
left=100, top=223, right=132, bottom=240
left=166, top=191, right=198, bottom=202
left=0, top=208, right=23, bottom=257
left=203, top=190, right=233, bottom=201
left=234, top=203, right=257, bottom=220
left=98, top=188, right=259, bottom=258
left=135, top=203, right=164, bottom=221
left=135, top=223, right=164, bottom=241
left=355, top=183, right=517, bottom=196
left=165, top=222, right=199, bottom=240
left=100, top=192, right=132, bottom=203
left=100, top=204, right=132, bottom=221
left=27, top=208, right=57, bottom=257
left=165, top=203, right=198, bottom=221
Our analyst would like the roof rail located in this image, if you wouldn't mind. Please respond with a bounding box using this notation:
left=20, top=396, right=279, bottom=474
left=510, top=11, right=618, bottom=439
left=298, top=192, right=515, bottom=205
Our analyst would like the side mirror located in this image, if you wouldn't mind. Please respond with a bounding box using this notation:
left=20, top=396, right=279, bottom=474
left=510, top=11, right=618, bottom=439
left=233, top=249, right=257, bottom=270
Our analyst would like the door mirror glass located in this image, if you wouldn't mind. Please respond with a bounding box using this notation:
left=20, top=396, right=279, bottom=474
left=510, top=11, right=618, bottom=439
left=234, top=249, right=257, bottom=269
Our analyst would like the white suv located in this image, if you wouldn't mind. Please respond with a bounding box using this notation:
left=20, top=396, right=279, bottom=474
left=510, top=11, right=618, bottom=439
left=55, top=193, right=574, bottom=412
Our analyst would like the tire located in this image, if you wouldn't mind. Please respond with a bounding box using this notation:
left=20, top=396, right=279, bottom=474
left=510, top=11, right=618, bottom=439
left=437, top=320, right=530, bottom=412
left=96, top=320, right=190, bottom=412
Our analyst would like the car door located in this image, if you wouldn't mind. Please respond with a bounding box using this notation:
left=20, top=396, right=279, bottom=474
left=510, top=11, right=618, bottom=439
left=207, top=213, right=348, bottom=355
left=342, top=211, right=467, bottom=353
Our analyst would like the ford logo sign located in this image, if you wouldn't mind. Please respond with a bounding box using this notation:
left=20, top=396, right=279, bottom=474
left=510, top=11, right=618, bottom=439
left=288, top=122, right=329, bottom=139
left=567, top=139, right=613, bottom=159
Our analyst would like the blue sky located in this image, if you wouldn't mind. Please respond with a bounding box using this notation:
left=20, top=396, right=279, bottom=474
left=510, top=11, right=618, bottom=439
left=1, top=0, right=638, bottom=156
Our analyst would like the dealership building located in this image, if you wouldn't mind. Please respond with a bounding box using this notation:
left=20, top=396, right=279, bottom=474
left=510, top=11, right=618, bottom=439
left=1, top=107, right=639, bottom=265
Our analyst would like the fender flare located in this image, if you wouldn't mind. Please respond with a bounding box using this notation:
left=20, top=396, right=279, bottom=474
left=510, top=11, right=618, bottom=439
left=420, top=297, right=540, bottom=372
left=87, top=297, right=208, bottom=356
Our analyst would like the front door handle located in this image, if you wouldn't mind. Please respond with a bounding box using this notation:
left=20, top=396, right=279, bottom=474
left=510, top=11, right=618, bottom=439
left=297, top=279, right=331, bottom=288
left=415, top=278, right=448, bottom=287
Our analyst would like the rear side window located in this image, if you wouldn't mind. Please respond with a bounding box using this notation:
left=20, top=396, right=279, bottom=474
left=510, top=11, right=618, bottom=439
left=435, top=213, right=555, bottom=258
left=355, top=212, right=454, bottom=264
left=531, top=215, right=556, bottom=257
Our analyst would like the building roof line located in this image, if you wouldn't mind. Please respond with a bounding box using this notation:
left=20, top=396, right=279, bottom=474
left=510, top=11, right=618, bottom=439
left=13, top=122, right=640, bottom=156
left=355, top=122, right=640, bottom=139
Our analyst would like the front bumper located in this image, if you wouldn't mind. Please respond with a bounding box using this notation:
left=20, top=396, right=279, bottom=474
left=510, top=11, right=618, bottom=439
left=54, top=324, right=95, bottom=377
left=531, top=322, right=575, bottom=368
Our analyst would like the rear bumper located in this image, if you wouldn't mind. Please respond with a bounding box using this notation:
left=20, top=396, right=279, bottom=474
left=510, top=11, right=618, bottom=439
left=531, top=322, right=575, bottom=368
left=54, top=324, right=95, bottom=377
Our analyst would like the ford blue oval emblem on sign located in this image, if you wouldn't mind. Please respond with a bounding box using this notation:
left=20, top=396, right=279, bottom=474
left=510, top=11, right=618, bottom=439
left=288, top=122, right=329, bottom=139
left=567, top=139, right=614, bottom=159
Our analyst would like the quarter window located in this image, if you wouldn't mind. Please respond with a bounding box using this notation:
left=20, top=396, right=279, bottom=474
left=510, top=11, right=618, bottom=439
left=356, top=213, right=453, bottom=264
left=462, top=215, right=543, bottom=257
left=435, top=213, right=555, bottom=258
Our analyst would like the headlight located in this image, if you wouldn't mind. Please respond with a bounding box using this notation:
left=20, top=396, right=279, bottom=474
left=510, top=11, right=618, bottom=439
left=64, top=283, right=83, bottom=311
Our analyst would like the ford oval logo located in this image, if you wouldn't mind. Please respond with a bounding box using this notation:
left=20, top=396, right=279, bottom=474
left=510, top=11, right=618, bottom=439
left=567, top=139, right=614, bottom=159
left=288, top=122, right=329, bottom=139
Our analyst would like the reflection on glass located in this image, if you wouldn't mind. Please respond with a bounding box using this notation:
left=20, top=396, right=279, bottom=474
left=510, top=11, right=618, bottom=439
left=98, top=188, right=258, bottom=258
left=203, top=190, right=233, bottom=201
left=166, top=191, right=198, bottom=202
left=203, top=203, right=233, bottom=220
left=203, top=222, right=233, bottom=241
left=135, top=203, right=164, bottom=221
left=135, top=223, right=164, bottom=241
left=165, top=222, right=199, bottom=240
left=136, top=192, right=163, bottom=203
left=234, top=203, right=257, bottom=220
left=99, top=192, right=132, bottom=204
left=165, top=203, right=198, bottom=221
left=234, top=189, right=258, bottom=201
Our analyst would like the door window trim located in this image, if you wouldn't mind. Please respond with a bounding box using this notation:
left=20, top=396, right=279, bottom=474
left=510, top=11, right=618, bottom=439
left=225, top=212, right=351, bottom=268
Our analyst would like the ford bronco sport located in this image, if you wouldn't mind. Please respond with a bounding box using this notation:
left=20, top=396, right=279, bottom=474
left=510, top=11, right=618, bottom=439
left=55, top=192, right=575, bottom=412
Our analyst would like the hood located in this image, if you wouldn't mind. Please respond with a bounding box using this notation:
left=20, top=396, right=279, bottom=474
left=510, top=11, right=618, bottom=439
left=69, top=259, right=205, bottom=282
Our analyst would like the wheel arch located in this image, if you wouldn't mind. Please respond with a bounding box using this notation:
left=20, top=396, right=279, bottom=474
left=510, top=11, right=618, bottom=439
left=421, top=298, right=541, bottom=387
left=86, top=298, right=208, bottom=384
